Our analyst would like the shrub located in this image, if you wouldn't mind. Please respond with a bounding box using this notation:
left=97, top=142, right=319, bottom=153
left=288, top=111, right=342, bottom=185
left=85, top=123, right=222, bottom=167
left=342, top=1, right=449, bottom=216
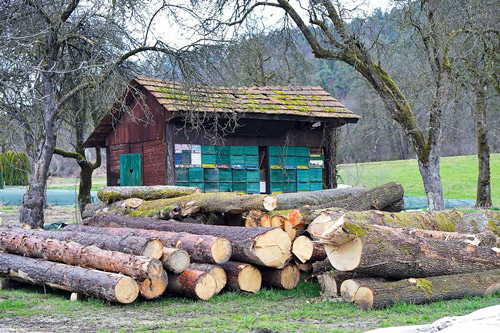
left=0, top=152, right=30, bottom=186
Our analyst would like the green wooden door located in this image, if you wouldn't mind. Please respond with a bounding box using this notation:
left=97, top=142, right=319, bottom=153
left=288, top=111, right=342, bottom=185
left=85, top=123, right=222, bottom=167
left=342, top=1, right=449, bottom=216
left=120, top=154, right=142, bottom=186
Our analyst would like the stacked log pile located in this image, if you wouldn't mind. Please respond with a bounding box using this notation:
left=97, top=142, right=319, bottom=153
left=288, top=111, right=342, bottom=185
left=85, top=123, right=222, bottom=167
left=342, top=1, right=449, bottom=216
left=2, top=183, right=499, bottom=309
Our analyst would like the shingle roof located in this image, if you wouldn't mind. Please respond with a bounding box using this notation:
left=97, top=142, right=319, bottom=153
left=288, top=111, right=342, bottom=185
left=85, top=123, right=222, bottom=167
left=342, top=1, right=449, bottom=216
left=84, top=76, right=359, bottom=147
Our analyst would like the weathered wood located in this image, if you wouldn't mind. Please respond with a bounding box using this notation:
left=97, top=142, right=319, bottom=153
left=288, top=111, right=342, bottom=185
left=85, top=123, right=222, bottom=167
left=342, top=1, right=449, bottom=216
left=161, top=248, right=190, bottom=273
left=167, top=268, right=217, bottom=300
left=0, top=252, right=139, bottom=304
left=353, top=269, right=500, bottom=310
left=189, top=263, right=227, bottom=294
left=138, top=270, right=168, bottom=300
left=316, top=219, right=500, bottom=278
left=10, top=227, right=163, bottom=259
left=340, top=278, right=389, bottom=303
left=260, top=264, right=300, bottom=290
left=292, top=236, right=326, bottom=264
left=85, top=214, right=292, bottom=268
left=275, top=186, right=366, bottom=210
left=65, top=224, right=231, bottom=264
left=316, top=273, right=338, bottom=297
left=0, top=229, right=163, bottom=280
left=220, top=261, right=262, bottom=293
left=97, top=185, right=201, bottom=203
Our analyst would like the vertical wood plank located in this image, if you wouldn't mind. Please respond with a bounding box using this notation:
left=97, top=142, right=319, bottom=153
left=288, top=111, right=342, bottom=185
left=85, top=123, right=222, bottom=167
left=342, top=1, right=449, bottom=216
left=165, top=122, right=175, bottom=185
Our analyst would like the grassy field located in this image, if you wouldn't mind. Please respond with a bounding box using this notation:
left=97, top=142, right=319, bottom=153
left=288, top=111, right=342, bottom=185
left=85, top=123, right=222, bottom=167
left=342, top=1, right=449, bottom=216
left=339, top=153, right=500, bottom=207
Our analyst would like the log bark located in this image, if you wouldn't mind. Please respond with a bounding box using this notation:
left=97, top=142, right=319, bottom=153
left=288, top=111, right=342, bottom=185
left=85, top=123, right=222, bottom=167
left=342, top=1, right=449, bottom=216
left=138, top=270, right=169, bottom=300
left=292, top=236, right=326, bottom=264
left=0, top=229, right=163, bottom=280
left=353, top=269, right=500, bottom=310
left=340, top=278, right=389, bottom=303
left=313, top=182, right=404, bottom=212
left=275, top=186, right=366, bottom=210
left=97, top=185, right=202, bottom=203
left=65, top=224, right=232, bottom=265
left=8, top=227, right=163, bottom=259
left=312, top=258, right=333, bottom=275
left=85, top=214, right=291, bottom=268
left=317, top=219, right=500, bottom=278
left=161, top=248, right=190, bottom=274
left=0, top=252, right=139, bottom=303
left=260, top=264, right=300, bottom=290
left=189, top=263, right=227, bottom=294
left=220, top=261, right=262, bottom=293
left=294, top=260, right=312, bottom=272
left=167, top=268, right=217, bottom=300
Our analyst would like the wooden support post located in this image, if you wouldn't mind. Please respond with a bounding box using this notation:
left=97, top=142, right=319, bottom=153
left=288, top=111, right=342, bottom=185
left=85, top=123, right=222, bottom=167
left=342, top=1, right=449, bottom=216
left=324, top=123, right=341, bottom=189
left=165, top=123, right=175, bottom=185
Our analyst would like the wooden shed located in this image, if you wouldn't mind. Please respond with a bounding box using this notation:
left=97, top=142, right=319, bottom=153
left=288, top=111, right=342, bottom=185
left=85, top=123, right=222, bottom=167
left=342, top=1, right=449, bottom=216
left=84, top=76, right=359, bottom=193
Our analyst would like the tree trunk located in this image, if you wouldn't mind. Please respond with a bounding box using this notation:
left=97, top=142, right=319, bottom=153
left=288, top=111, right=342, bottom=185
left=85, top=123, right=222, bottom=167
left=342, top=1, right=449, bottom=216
left=319, top=221, right=500, bottom=278
left=260, top=263, right=300, bottom=290
left=275, top=186, right=366, bottom=210
left=324, top=123, right=341, bottom=189
left=353, top=269, right=500, bottom=310
left=474, top=81, right=492, bottom=207
left=64, top=224, right=232, bottom=264
left=0, top=229, right=163, bottom=279
left=13, top=227, right=163, bottom=259
left=292, top=236, right=326, bottom=264
left=0, top=252, right=139, bottom=304
left=220, top=261, right=262, bottom=293
left=418, top=149, right=445, bottom=211
left=189, top=263, right=227, bottom=294
left=161, top=248, right=190, bottom=274
left=137, top=269, right=168, bottom=300
left=84, top=214, right=292, bottom=268
left=167, top=268, right=217, bottom=300
left=97, top=185, right=202, bottom=204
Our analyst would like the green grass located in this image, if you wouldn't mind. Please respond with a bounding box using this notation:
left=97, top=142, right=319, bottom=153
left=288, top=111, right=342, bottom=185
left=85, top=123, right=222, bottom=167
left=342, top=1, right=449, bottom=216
left=46, top=176, right=106, bottom=191
left=1, top=279, right=499, bottom=332
left=339, top=153, right=500, bottom=207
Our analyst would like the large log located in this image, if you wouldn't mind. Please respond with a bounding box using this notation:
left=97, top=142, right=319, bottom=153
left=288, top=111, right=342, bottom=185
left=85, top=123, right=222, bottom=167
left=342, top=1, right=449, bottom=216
left=189, top=263, right=227, bottom=294
left=64, top=224, right=231, bottom=264
left=167, top=268, right=217, bottom=300
left=275, top=186, right=366, bottom=210
left=292, top=236, right=326, bottom=264
left=7, top=227, right=163, bottom=259
left=137, top=270, right=169, bottom=300
left=220, top=261, right=262, bottom=293
left=0, top=229, right=163, bottom=280
left=85, top=215, right=292, bottom=268
left=260, top=264, right=300, bottom=290
left=353, top=269, right=500, bottom=310
left=161, top=248, right=190, bottom=273
left=315, top=219, right=500, bottom=278
left=97, top=185, right=202, bottom=203
left=0, top=252, right=139, bottom=303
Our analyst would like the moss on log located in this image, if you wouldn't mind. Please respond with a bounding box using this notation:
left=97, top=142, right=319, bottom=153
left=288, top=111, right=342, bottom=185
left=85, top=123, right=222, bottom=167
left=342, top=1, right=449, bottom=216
left=97, top=185, right=201, bottom=203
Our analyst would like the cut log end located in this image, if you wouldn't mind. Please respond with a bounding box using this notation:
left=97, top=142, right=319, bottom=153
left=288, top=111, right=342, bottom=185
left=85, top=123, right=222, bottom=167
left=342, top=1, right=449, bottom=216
left=353, top=286, right=374, bottom=310
left=211, top=238, right=233, bottom=264
left=162, top=249, right=190, bottom=274
left=279, top=264, right=300, bottom=290
left=195, top=272, right=217, bottom=300
left=238, top=265, right=262, bottom=293
left=114, top=277, right=140, bottom=304
left=143, top=239, right=164, bottom=259
left=292, top=236, right=314, bottom=263
left=138, top=270, right=169, bottom=300
left=340, top=279, right=360, bottom=302
left=263, top=195, right=277, bottom=211
left=485, top=283, right=500, bottom=296
left=146, top=259, right=165, bottom=279
left=210, top=266, right=227, bottom=294
left=255, top=228, right=292, bottom=268
left=317, top=273, right=338, bottom=297
left=325, top=239, right=362, bottom=271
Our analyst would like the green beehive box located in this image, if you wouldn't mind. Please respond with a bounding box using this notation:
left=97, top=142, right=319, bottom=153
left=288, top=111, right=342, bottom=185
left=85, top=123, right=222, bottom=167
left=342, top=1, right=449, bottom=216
left=230, top=155, right=245, bottom=165
left=218, top=169, right=233, bottom=182
left=270, top=169, right=284, bottom=182
left=284, top=182, right=297, bottom=193
left=297, top=169, right=310, bottom=183
left=189, top=182, right=204, bottom=191
left=204, top=168, right=219, bottom=182
left=201, top=145, right=219, bottom=154
left=284, top=156, right=297, bottom=169
left=216, top=154, right=231, bottom=165
left=310, top=182, right=323, bottom=191
left=232, top=169, right=246, bottom=182
left=233, top=182, right=246, bottom=193
left=296, top=156, right=310, bottom=169
left=284, top=146, right=296, bottom=156
left=297, top=182, right=310, bottom=192
left=175, top=168, right=189, bottom=182
left=218, top=146, right=230, bottom=155
left=230, top=146, right=245, bottom=156
left=296, top=147, right=309, bottom=157
left=269, top=146, right=283, bottom=156
left=309, top=168, right=323, bottom=182
left=246, top=169, right=260, bottom=182
left=176, top=181, right=189, bottom=187
left=245, top=155, right=259, bottom=169
left=219, top=182, right=232, bottom=192
left=244, top=146, right=258, bottom=156
left=205, top=182, right=219, bottom=192
left=188, top=168, right=204, bottom=182
left=269, top=155, right=283, bottom=167
left=202, top=154, right=216, bottom=165
left=271, top=182, right=284, bottom=193
left=283, top=169, right=297, bottom=182
left=246, top=182, right=260, bottom=194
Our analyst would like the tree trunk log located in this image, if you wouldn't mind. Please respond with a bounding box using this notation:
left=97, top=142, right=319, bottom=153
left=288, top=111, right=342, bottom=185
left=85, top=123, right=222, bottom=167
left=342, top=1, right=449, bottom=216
left=317, top=220, right=500, bottom=278
left=97, top=185, right=202, bottom=203
left=292, top=236, right=326, bottom=264
left=354, top=269, right=500, bottom=310
left=220, top=261, right=262, bottom=293
left=0, top=252, right=139, bottom=303
left=260, top=263, right=300, bottom=290
left=84, top=214, right=291, bottom=268
left=340, top=278, right=389, bottom=303
left=189, top=263, right=227, bottom=294
left=275, top=186, right=366, bottom=210
left=161, top=248, right=190, bottom=274
left=474, top=81, right=492, bottom=207
left=0, top=229, right=163, bottom=280
left=9, top=227, right=163, bottom=259
left=316, top=273, right=338, bottom=297
left=167, top=268, right=217, bottom=300
left=312, top=258, right=333, bottom=275
left=65, top=224, right=232, bottom=265
left=294, top=260, right=312, bottom=272
left=137, top=270, right=168, bottom=300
